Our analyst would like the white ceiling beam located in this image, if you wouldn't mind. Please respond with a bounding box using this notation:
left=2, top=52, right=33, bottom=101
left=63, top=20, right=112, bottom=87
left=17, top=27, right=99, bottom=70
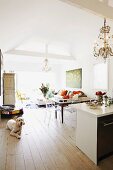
left=5, top=49, right=75, bottom=61
left=60, top=0, right=113, bottom=20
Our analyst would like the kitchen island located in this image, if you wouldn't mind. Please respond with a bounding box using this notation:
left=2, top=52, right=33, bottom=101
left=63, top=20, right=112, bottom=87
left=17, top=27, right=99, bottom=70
left=75, top=103, right=113, bottom=165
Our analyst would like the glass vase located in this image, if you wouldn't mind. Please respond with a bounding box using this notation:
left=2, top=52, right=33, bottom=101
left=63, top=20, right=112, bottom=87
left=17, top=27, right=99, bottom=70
left=96, top=95, right=103, bottom=102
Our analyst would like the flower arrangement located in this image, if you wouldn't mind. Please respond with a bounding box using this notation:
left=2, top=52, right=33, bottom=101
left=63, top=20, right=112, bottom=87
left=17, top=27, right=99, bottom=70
left=95, top=91, right=106, bottom=102
left=95, top=91, right=106, bottom=96
left=39, top=83, right=49, bottom=98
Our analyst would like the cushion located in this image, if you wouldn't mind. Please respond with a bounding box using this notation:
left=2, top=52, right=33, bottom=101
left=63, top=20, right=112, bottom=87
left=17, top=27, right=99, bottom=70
left=73, top=91, right=87, bottom=97
left=60, top=90, right=68, bottom=96
left=72, top=94, right=78, bottom=100
left=63, top=95, right=70, bottom=99
left=78, top=91, right=87, bottom=97
left=73, top=91, right=79, bottom=95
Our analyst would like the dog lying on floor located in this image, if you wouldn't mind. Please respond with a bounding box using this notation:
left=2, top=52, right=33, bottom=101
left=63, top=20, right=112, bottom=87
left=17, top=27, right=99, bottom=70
left=6, top=116, right=25, bottom=139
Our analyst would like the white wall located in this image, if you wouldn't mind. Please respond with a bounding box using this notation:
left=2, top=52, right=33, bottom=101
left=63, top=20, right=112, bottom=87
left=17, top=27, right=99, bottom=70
left=60, top=54, right=94, bottom=97
left=3, top=54, right=69, bottom=93
left=60, top=53, right=113, bottom=98
left=2, top=53, right=113, bottom=99
left=108, top=57, right=113, bottom=97
left=0, top=70, right=3, bottom=105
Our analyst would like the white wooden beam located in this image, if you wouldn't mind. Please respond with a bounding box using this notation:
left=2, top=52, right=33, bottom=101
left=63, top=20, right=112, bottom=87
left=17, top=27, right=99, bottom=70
left=5, top=49, right=75, bottom=61
left=60, top=0, right=113, bottom=20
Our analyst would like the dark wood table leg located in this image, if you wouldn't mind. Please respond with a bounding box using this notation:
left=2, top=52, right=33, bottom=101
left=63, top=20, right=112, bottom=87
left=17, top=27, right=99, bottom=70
left=55, top=104, right=57, bottom=119
left=61, top=105, right=63, bottom=123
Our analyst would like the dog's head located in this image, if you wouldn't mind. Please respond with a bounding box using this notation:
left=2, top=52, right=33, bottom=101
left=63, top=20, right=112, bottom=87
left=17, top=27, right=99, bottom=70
left=16, top=117, right=25, bottom=127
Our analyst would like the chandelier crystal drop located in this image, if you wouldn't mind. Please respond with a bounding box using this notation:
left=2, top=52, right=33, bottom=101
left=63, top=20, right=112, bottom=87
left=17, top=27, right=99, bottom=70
left=93, top=18, right=113, bottom=61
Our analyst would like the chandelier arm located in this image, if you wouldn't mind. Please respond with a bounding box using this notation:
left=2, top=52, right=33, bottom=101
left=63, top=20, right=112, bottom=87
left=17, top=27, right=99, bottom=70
left=93, top=18, right=113, bottom=60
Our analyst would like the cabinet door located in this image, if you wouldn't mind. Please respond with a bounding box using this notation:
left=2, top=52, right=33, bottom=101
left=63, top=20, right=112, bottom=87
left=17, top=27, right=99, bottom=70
left=3, top=73, right=15, bottom=105
left=97, top=114, right=113, bottom=161
left=3, top=74, right=15, bottom=89
left=4, top=94, right=15, bottom=105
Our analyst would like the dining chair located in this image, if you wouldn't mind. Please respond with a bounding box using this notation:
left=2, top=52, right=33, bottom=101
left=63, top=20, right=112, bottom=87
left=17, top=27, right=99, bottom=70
left=44, top=99, right=60, bottom=126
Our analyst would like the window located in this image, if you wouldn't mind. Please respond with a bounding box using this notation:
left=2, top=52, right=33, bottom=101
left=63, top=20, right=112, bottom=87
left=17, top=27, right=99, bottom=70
left=16, top=71, right=56, bottom=98
left=93, top=62, right=108, bottom=90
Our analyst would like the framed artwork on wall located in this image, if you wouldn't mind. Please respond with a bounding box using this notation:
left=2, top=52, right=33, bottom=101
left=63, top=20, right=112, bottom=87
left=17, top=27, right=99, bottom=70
left=66, top=68, right=82, bottom=88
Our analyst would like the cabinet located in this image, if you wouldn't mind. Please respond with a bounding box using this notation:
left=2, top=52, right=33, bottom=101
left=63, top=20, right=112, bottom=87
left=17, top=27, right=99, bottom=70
left=97, top=114, right=113, bottom=161
left=76, top=103, right=113, bottom=164
left=3, top=73, right=15, bottom=105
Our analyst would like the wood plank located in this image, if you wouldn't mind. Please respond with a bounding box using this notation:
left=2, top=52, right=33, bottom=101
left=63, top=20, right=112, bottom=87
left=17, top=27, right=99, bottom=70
left=5, top=155, right=15, bottom=170
left=0, top=129, right=9, bottom=170
left=1, top=107, right=113, bottom=170
left=15, top=155, right=25, bottom=170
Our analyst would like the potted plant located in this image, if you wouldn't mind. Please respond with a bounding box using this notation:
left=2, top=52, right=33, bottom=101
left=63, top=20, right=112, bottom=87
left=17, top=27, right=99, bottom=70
left=39, top=83, right=49, bottom=98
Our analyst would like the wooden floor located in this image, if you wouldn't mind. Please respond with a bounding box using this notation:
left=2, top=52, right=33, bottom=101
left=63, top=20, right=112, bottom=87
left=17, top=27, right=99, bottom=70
left=0, top=107, right=113, bottom=170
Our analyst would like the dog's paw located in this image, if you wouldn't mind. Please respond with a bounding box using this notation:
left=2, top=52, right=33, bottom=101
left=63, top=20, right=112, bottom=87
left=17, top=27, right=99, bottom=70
left=6, top=125, right=9, bottom=130
left=17, top=135, right=21, bottom=139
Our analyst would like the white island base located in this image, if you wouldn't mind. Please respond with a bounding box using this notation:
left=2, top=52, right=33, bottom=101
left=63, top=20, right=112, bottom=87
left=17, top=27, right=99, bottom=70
left=75, top=103, right=113, bottom=165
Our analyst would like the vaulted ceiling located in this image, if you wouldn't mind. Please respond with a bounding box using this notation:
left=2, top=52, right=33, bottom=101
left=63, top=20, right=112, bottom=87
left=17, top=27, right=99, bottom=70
left=61, top=0, right=113, bottom=20
left=1, top=0, right=113, bottom=61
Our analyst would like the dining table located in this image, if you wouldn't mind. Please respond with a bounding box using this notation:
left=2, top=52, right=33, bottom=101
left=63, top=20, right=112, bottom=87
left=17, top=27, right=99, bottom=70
left=52, top=97, right=92, bottom=123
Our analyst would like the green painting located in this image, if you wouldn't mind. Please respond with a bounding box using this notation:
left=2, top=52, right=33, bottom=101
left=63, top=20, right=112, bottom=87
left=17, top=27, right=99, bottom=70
left=66, top=68, right=82, bottom=88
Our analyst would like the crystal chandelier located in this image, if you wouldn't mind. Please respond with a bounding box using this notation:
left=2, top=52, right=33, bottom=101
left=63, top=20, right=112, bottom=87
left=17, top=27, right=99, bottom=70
left=42, top=44, right=51, bottom=72
left=93, top=18, right=113, bottom=61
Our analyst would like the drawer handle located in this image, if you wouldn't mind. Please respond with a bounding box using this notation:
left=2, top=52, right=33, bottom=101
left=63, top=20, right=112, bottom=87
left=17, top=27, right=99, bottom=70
left=104, top=122, right=113, bottom=126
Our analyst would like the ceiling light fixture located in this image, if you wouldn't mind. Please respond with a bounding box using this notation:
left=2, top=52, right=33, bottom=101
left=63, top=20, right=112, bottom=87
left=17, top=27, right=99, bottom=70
left=42, top=44, right=51, bottom=72
left=93, top=18, right=113, bottom=61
